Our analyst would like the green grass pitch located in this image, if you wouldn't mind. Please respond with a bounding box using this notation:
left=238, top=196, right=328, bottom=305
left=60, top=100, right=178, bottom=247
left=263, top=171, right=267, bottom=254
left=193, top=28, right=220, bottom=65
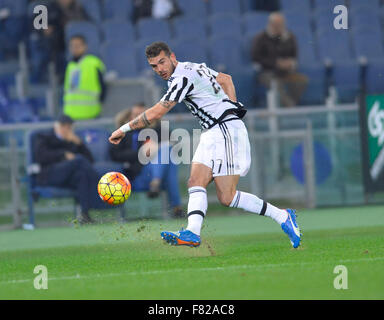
left=0, top=205, right=383, bottom=299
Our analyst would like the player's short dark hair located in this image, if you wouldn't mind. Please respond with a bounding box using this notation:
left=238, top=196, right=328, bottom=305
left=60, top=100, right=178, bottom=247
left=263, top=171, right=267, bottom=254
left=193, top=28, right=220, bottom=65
left=70, top=34, right=87, bottom=44
left=145, top=41, right=172, bottom=59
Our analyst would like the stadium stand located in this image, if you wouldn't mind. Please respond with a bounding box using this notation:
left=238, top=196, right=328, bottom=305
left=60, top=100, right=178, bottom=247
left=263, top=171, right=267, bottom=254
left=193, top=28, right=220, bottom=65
left=1, top=0, right=384, bottom=118
left=78, top=0, right=102, bottom=23
left=26, top=128, right=125, bottom=226
left=209, top=0, right=242, bottom=15
left=102, top=0, right=133, bottom=21
left=171, top=15, right=208, bottom=40
left=65, top=21, right=101, bottom=55
left=209, top=13, right=243, bottom=37
left=136, top=17, right=173, bottom=42
left=101, top=41, right=138, bottom=78
left=102, top=20, right=136, bottom=43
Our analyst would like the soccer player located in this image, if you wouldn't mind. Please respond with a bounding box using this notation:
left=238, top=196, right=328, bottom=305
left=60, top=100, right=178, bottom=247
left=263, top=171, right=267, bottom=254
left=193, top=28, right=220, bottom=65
left=109, top=42, right=301, bottom=248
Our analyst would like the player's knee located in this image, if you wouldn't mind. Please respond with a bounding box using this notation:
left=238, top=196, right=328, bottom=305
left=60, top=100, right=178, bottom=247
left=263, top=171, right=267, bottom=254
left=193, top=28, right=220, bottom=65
left=187, top=177, right=204, bottom=189
left=218, top=193, right=235, bottom=207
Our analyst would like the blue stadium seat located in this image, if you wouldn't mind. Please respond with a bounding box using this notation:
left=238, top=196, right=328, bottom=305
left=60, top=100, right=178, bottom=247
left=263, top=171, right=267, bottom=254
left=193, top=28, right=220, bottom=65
left=0, top=0, right=27, bottom=16
left=209, top=0, right=241, bottom=15
left=103, top=0, right=133, bottom=21
left=349, top=0, right=380, bottom=11
left=284, top=12, right=312, bottom=35
left=209, top=13, right=242, bottom=37
left=65, top=21, right=101, bottom=55
left=137, top=18, right=172, bottom=41
left=313, top=0, right=346, bottom=13
left=365, top=60, right=384, bottom=94
left=353, top=31, right=384, bottom=62
left=298, top=65, right=327, bottom=105
left=178, top=0, right=208, bottom=17
left=172, top=38, right=210, bottom=64
left=101, top=41, right=138, bottom=77
left=243, top=12, right=269, bottom=36
left=280, top=0, right=311, bottom=14
left=102, top=20, right=135, bottom=43
left=209, top=35, right=245, bottom=73
left=297, top=40, right=319, bottom=65
left=231, top=69, right=258, bottom=107
left=351, top=11, right=382, bottom=33
left=172, top=16, right=208, bottom=40
left=331, top=61, right=361, bottom=103
left=78, top=0, right=102, bottom=22
left=134, top=40, right=153, bottom=74
left=317, top=30, right=354, bottom=64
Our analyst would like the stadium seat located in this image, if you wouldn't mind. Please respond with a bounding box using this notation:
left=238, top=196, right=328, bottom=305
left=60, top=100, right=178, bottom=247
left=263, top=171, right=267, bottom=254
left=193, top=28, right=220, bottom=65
left=0, top=0, right=27, bottom=16
left=350, top=11, right=382, bottom=34
left=349, top=0, right=380, bottom=11
left=103, top=0, right=133, bottom=21
left=365, top=60, right=384, bottom=94
left=231, top=69, right=258, bottom=107
left=331, top=61, right=361, bottom=103
left=78, top=0, right=102, bottom=22
left=284, top=12, right=312, bottom=35
left=243, top=12, right=269, bottom=36
left=317, top=30, right=354, bottom=64
left=280, top=0, right=311, bottom=14
left=172, top=38, right=210, bottom=64
left=134, top=40, right=154, bottom=74
left=353, top=31, right=384, bottom=62
left=172, top=16, right=208, bottom=40
left=313, top=0, right=346, bottom=13
left=136, top=18, right=172, bottom=42
left=101, top=41, right=138, bottom=78
left=178, top=0, right=208, bottom=17
left=209, top=13, right=242, bottom=37
left=297, top=65, right=327, bottom=105
left=209, top=0, right=241, bottom=15
left=209, top=35, right=245, bottom=73
left=102, top=20, right=136, bottom=43
left=65, top=21, right=101, bottom=55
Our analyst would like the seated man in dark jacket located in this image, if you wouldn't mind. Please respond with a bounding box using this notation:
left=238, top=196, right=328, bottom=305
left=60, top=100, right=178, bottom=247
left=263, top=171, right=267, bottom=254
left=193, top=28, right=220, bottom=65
left=34, top=115, right=99, bottom=224
left=251, top=12, right=308, bottom=107
left=109, top=104, right=183, bottom=218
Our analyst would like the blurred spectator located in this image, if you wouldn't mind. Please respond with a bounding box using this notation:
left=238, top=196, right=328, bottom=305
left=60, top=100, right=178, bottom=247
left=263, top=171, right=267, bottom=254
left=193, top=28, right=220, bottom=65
left=251, top=12, right=308, bottom=107
left=29, top=0, right=89, bottom=83
left=109, top=104, right=184, bottom=218
left=132, top=0, right=182, bottom=23
left=34, top=115, right=100, bottom=224
left=63, top=34, right=106, bottom=120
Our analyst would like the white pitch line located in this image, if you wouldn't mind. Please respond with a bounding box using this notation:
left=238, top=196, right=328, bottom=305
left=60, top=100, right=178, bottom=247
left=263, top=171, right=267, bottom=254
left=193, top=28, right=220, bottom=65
left=2, top=256, right=384, bottom=285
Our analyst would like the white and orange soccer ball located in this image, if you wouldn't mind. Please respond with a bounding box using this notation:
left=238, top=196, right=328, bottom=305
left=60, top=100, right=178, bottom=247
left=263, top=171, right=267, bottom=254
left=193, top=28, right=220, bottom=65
left=97, top=172, right=131, bottom=205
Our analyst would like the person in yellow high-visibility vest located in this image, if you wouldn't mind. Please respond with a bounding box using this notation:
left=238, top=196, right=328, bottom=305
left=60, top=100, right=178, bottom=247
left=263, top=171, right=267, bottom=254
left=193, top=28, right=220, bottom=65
left=63, top=35, right=106, bottom=120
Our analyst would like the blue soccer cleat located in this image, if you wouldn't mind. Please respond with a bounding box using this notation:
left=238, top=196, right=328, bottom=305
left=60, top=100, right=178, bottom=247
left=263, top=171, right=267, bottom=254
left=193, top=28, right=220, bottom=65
left=281, top=209, right=302, bottom=248
left=161, top=228, right=201, bottom=247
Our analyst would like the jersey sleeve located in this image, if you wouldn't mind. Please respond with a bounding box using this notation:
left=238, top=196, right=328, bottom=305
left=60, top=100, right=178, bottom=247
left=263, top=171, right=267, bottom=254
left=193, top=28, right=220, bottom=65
left=161, top=76, right=193, bottom=103
left=202, top=63, right=219, bottom=78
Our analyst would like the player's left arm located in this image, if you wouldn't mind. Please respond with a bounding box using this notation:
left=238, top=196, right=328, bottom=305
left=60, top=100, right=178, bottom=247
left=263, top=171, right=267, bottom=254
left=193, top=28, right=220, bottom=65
left=109, top=101, right=177, bottom=144
left=216, top=72, right=237, bottom=102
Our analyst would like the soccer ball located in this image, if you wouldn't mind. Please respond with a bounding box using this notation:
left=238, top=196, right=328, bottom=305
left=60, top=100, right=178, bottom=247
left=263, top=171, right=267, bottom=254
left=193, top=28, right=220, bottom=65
left=97, top=172, right=131, bottom=205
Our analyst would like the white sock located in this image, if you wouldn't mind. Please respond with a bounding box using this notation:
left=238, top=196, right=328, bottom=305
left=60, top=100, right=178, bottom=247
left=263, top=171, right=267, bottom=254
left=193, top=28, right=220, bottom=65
left=230, top=191, right=288, bottom=225
left=186, top=186, right=207, bottom=236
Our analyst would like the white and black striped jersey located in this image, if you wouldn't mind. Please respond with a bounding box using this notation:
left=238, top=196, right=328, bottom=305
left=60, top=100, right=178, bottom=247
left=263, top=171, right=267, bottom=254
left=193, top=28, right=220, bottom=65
left=160, top=61, right=245, bottom=129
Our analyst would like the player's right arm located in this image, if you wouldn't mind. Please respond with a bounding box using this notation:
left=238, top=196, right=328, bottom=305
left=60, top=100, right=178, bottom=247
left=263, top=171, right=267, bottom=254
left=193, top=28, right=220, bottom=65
left=109, top=100, right=177, bottom=145
left=216, top=72, right=237, bottom=102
